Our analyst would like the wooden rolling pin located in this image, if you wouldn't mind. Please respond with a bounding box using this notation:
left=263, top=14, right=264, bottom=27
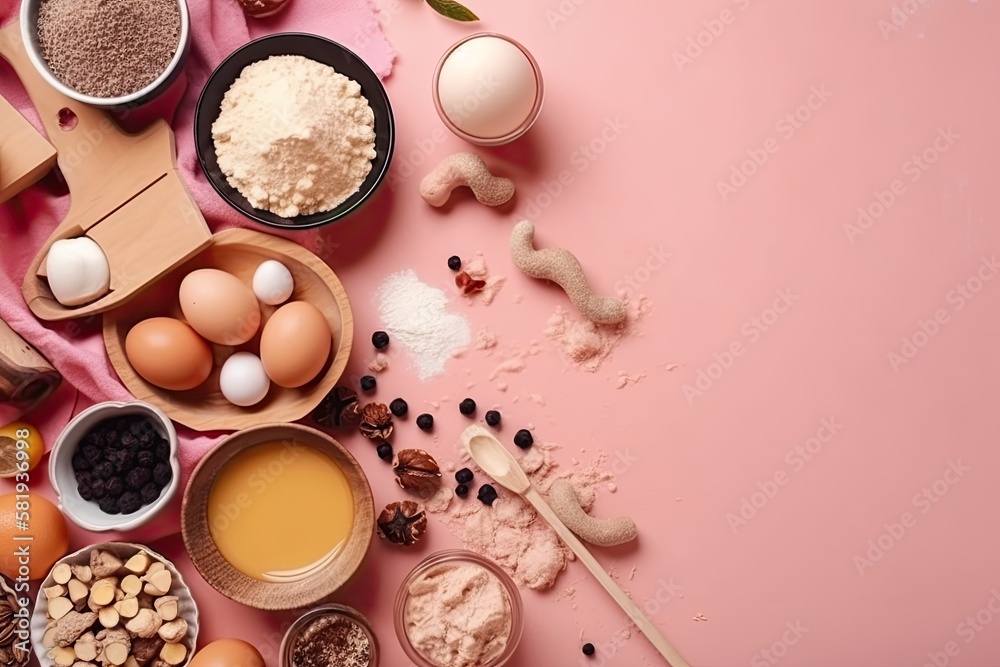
left=0, top=318, right=61, bottom=411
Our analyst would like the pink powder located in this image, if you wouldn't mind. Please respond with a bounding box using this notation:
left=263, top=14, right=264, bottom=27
left=474, top=329, right=498, bottom=351
left=544, top=297, right=651, bottom=372
left=480, top=276, right=506, bottom=305
left=464, top=253, right=488, bottom=280
left=486, top=341, right=542, bottom=380
left=429, top=441, right=616, bottom=590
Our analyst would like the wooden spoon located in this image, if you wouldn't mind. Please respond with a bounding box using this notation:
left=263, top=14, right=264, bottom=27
left=461, top=425, right=691, bottom=667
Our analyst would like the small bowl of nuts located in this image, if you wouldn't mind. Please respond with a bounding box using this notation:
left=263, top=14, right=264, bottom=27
left=30, top=543, right=199, bottom=667
left=50, top=401, right=180, bottom=532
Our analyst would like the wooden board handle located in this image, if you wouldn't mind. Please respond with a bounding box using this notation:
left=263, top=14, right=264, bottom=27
left=0, top=318, right=61, bottom=410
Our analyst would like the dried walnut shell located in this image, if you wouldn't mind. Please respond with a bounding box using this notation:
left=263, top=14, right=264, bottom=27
left=393, top=449, right=441, bottom=494
left=376, top=501, right=427, bottom=546
left=360, top=403, right=393, bottom=440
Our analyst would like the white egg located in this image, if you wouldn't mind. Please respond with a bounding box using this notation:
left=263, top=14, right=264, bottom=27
left=219, top=352, right=270, bottom=406
left=252, top=260, right=294, bottom=306
left=46, top=237, right=111, bottom=306
left=437, top=35, right=539, bottom=139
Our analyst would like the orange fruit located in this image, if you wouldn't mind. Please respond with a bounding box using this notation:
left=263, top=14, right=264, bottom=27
left=0, top=492, right=69, bottom=580
left=0, top=422, right=44, bottom=478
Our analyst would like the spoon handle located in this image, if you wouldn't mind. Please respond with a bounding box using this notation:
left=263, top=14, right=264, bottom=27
left=523, top=487, right=691, bottom=667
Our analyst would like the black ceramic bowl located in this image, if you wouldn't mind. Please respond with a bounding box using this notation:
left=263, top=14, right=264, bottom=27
left=194, top=33, right=394, bottom=229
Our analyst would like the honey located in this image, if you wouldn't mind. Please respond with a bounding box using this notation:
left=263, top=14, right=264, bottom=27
left=207, top=440, right=354, bottom=582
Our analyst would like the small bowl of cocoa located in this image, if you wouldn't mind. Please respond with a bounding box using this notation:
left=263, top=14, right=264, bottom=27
left=20, top=0, right=191, bottom=109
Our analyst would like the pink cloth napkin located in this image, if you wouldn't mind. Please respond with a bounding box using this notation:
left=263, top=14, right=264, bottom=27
left=0, top=0, right=394, bottom=545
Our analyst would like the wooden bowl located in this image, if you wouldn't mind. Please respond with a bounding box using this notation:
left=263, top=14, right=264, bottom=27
left=180, top=423, right=374, bottom=610
left=103, top=228, right=353, bottom=431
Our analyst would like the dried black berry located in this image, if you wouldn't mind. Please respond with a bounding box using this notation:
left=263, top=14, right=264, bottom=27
left=105, top=477, right=123, bottom=498
left=485, top=410, right=501, bottom=427
left=514, top=429, right=534, bottom=449
left=78, top=484, right=94, bottom=501
left=455, top=483, right=469, bottom=498
left=372, top=331, right=390, bottom=349
left=121, top=433, right=137, bottom=448
left=136, top=450, right=154, bottom=468
left=98, top=495, right=120, bottom=514
left=71, top=451, right=90, bottom=472
left=582, top=643, right=595, bottom=656
left=477, top=484, right=498, bottom=506
left=455, top=468, right=474, bottom=484
left=377, top=443, right=393, bottom=461
left=140, top=483, right=161, bottom=504
left=360, top=375, right=377, bottom=392
left=90, top=479, right=107, bottom=499
left=389, top=398, right=408, bottom=417
left=416, top=414, right=434, bottom=431
left=82, top=444, right=102, bottom=464
left=154, top=441, right=170, bottom=461
left=93, top=462, right=113, bottom=479
left=117, top=491, right=142, bottom=515
left=126, top=467, right=152, bottom=491
left=459, top=398, right=476, bottom=415
left=75, top=471, right=93, bottom=488
left=448, top=255, right=462, bottom=271
left=152, top=462, right=172, bottom=487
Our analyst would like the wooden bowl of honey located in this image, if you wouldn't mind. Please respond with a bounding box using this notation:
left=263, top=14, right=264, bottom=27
left=180, top=423, right=373, bottom=610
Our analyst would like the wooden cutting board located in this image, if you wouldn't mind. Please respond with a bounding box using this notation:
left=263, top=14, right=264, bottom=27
left=0, top=95, right=56, bottom=204
left=0, top=20, right=213, bottom=322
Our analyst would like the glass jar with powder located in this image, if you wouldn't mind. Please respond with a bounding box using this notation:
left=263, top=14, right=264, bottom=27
left=394, top=550, right=524, bottom=667
left=280, top=604, right=379, bottom=667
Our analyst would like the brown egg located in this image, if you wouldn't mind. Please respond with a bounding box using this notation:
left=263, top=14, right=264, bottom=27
left=125, top=317, right=213, bottom=391
left=189, top=638, right=265, bottom=667
left=260, top=301, right=332, bottom=388
left=179, top=269, right=261, bottom=346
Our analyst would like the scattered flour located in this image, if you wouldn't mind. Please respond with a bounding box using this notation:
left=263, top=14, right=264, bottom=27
left=429, top=440, right=616, bottom=591
left=368, top=353, right=390, bottom=373
left=377, top=270, right=471, bottom=380
left=544, top=297, right=651, bottom=372
left=474, top=329, right=498, bottom=351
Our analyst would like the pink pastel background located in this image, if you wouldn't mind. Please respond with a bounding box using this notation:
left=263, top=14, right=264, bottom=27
left=4, top=0, right=1000, bottom=665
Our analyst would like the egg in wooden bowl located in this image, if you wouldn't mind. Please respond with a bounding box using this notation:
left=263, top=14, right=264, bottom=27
left=103, top=228, right=353, bottom=431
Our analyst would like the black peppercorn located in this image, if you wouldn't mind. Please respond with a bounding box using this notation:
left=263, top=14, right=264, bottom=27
left=372, top=331, right=390, bottom=349
left=477, top=484, right=498, bottom=505
left=485, top=410, right=501, bottom=426
left=360, top=375, right=377, bottom=392
left=459, top=398, right=476, bottom=415
left=390, top=398, right=408, bottom=417
left=377, top=443, right=393, bottom=461
left=448, top=255, right=462, bottom=271
left=455, top=483, right=469, bottom=498
left=416, top=413, right=434, bottom=431
left=455, top=467, right=474, bottom=484
left=582, top=643, right=595, bottom=656
left=514, top=429, right=534, bottom=448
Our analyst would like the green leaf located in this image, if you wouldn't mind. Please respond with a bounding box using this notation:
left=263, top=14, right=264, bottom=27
left=425, top=0, right=479, bottom=21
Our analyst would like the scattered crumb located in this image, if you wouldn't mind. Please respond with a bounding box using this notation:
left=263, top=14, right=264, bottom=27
left=425, top=401, right=441, bottom=410
left=665, top=363, right=681, bottom=371
left=693, top=614, right=708, bottom=622
left=466, top=382, right=475, bottom=389
left=675, top=497, right=682, bottom=502
left=526, top=393, right=546, bottom=406
left=489, top=357, right=528, bottom=380
left=451, top=347, right=469, bottom=358
left=497, top=382, right=509, bottom=392
left=629, top=566, right=637, bottom=581
left=512, top=294, right=524, bottom=304
left=557, top=587, right=577, bottom=602
left=481, top=276, right=506, bottom=305
left=615, top=371, right=646, bottom=389
left=368, top=353, right=391, bottom=373
left=607, top=482, right=617, bottom=493
left=475, top=329, right=498, bottom=351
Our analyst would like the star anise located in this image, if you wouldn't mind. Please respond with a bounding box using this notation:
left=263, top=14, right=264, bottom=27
left=376, top=500, right=427, bottom=546
left=360, top=402, right=393, bottom=440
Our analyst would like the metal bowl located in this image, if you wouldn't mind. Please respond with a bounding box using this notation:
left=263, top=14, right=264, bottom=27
left=193, top=32, right=395, bottom=229
left=19, top=0, right=191, bottom=110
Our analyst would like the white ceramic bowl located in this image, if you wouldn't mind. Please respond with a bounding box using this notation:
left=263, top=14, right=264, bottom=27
left=50, top=401, right=180, bottom=532
left=30, top=542, right=199, bottom=667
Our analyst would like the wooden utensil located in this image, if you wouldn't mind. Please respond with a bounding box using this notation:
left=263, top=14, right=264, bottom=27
left=181, top=423, right=374, bottom=610
left=0, top=317, right=60, bottom=410
left=0, top=94, right=56, bottom=203
left=103, top=228, right=354, bottom=431
left=0, top=20, right=212, bottom=322
left=461, top=425, right=692, bottom=667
